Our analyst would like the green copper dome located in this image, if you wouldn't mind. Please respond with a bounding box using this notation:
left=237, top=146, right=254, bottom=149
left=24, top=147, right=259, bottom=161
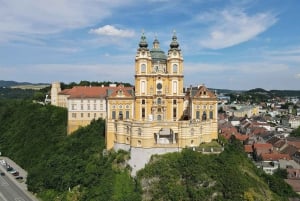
left=150, top=37, right=167, bottom=63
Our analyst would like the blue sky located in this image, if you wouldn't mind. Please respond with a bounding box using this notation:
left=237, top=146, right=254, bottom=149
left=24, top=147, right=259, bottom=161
left=0, top=0, right=300, bottom=90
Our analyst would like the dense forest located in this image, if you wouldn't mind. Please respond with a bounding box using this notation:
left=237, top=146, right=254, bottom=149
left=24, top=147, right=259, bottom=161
left=0, top=100, right=140, bottom=200
left=0, top=87, right=36, bottom=99
left=0, top=100, right=298, bottom=200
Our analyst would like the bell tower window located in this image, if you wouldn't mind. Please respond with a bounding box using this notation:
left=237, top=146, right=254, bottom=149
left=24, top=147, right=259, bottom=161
left=141, top=64, right=146, bottom=73
left=173, top=64, right=178, bottom=74
left=141, top=80, right=146, bottom=94
left=172, top=81, right=177, bottom=94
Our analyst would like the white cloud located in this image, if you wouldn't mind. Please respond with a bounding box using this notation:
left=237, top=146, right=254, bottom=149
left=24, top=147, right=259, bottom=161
left=89, top=25, right=135, bottom=38
left=198, top=9, right=277, bottom=49
left=0, top=0, right=134, bottom=43
left=262, top=47, right=300, bottom=63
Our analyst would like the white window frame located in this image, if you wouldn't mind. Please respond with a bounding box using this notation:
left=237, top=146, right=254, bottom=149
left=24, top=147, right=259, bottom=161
left=172, top=80, right=177, bottom=94
left=141, top=64, right=146, bottom=73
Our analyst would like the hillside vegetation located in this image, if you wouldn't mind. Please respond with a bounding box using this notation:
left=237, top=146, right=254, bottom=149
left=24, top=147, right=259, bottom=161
left=0, top=100, right=140, bottom=201
left=138, top=138, right=297, bottom=201
left=0, top=100, right=298, bottom=200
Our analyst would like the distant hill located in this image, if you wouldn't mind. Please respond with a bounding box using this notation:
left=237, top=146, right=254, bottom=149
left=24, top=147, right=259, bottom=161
left=0, top=80, right=49, bottom=88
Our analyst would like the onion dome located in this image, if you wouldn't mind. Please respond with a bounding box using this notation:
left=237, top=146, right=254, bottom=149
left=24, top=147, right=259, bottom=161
left=139, top=32, right=148, bottom=49
left=170, top=30, right=179, bottom=49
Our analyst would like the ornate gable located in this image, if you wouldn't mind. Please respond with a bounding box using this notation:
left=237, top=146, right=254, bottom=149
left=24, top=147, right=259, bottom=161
left=193, top=85, right=216, bottom=99
left=108, top=85, right=133, bottom=98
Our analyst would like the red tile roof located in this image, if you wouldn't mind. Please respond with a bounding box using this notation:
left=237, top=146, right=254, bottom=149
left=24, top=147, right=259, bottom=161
left=287, top=138, right=300, bottom=149
left=193, top=85, right=216, bottom=98
left=253, top=143, right=273, bottom=150
left=235, top=133, right=249, bottom=141
left=244, top=145, right=253, bottom=153
left=261, top=153, right=291, bottom=161
left=108, top=85, right=133, bottom=98
left=59, top=86, right=108, bottom=98
left=251, top=127, right=268, bottom=135
left=58, top=85, right=133, bottom=99
left=284, top=179, right=300, bottom=192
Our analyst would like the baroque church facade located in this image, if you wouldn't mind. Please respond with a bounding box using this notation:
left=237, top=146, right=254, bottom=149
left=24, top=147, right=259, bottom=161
left=51, top=32, right=218, bottom=152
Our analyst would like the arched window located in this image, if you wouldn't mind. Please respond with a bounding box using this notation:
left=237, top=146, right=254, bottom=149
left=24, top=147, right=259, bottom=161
left=157, top=98, right=162, bottom=105
left=157, top=115, right=162, bottom=121
left=141, top=64, right=146, bottom=73
left=173, top=64, right=178, bottom=73
left=202, top=111, right=207, bottom=121
left=119, top=111, right=123, bottom=120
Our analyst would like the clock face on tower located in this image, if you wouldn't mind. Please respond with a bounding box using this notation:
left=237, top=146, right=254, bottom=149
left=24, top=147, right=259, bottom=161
left=157, top=83, right=162, bottom=90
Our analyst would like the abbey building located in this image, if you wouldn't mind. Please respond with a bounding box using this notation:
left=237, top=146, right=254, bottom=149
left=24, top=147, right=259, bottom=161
left=51, top=32, right=218, bottom=151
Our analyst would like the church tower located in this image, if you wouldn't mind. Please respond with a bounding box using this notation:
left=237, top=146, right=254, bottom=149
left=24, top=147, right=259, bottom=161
left=51, top=81, right=61, bottom=106
left=134, top=31, right=185, bottom=122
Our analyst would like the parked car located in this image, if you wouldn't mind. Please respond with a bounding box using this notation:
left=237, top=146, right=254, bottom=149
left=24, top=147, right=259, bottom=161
left=0, top=160, right=6, bottom=166
left=0, top=172, right=5, bottom=176
left=15, top=176, right=23, bottom=180
left=6, top=166, right=13, bottom=172
left=12, top=171, right=19, bottom=176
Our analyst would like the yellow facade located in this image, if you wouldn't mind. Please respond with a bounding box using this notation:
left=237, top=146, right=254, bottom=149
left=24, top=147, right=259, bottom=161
left=51, top=32, right=218, bottom=151
left=106, top=33, right=218, bottom=150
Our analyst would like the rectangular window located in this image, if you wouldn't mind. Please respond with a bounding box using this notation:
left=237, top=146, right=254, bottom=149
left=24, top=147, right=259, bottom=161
left=88, top=113, right=90, bottom=118
left=72, top=113, right=76, bottom=118
left=173, top=100, right=177, bottom=104
left=94, top=113, right=97, bottom=118
left=142, top=99, right=145, bottom=104
left=126, top=111, right=130, bottom=119
left=81, top=104, right=83, bottom=110
left=72, top=104, right=76, bottom=110
left=173, top=108, right=177, bottom=118
left=112, top=111, right=116, bottom=119
left=141, top=64, right=146, bottom=73
left=94, top=104, right=96, bottom=110
left=210, top=111, right=213, bottom=119
left=100, top=104, right=103, bottom=110
left=81, top=113, right=83, bottom=118
left=87, top=104, right=90, bottom=110
left=141, top=81, right=145, bottom=94
left=196, top=111, right=200, bottom=119
left=142, top=108, right=145, bottom=118
left=173, top=81, right=177, bottom=94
